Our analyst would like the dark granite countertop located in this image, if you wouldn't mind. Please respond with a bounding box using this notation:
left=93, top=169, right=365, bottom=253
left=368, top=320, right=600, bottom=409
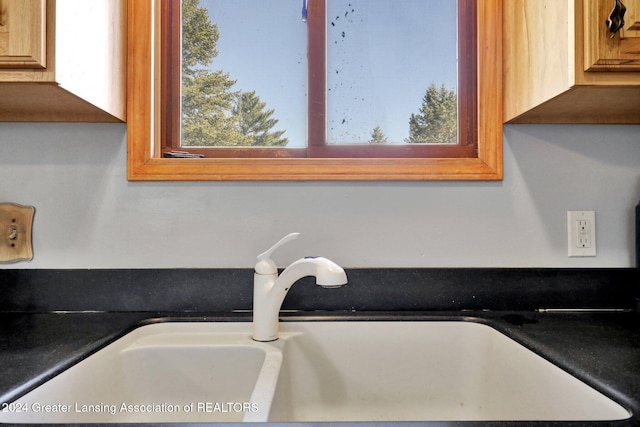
left=0, top=268, right=638, bottom=426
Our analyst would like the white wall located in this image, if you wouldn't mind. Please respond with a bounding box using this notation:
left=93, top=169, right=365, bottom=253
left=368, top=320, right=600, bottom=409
left=0, top=123, right=638, bottom=269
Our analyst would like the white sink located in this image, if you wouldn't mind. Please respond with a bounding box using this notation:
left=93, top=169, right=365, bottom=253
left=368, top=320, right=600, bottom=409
left=0, top=322, right=285, bottom=423
left=269, top=321, right=630, bottom=422
left=0, top=320, right=630, bottom=423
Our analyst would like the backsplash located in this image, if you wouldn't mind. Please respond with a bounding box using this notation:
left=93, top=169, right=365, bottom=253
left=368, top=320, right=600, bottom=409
left=0, top=123, right=639, bottom=268
left=1, top=269, right=638, bottom=313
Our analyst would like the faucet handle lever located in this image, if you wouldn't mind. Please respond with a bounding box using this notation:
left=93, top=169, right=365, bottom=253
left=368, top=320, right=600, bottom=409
left=255, top=232, right=300, bottom=274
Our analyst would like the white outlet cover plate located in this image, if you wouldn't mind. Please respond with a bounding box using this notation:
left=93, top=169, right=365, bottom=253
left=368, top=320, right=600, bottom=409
left=567, top=211, right=596, bottom=257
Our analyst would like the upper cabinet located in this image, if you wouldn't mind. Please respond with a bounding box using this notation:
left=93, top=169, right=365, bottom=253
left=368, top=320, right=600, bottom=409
left=0, top=0, right=126, bottom=122
left=504, top=0, right=640, bottom=124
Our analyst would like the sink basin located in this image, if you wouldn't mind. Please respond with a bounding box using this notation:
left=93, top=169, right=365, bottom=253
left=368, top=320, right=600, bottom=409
left=0, top=320, right=630, bottom=423
left=269, top=321, right=630, bottom=422
left=0, top=322, right=285, bottom=423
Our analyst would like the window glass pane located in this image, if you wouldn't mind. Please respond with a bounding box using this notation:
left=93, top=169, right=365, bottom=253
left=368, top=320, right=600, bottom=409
left=181, top=0, right=307, bottom=148
left=326, top=0, right=458, bottom=145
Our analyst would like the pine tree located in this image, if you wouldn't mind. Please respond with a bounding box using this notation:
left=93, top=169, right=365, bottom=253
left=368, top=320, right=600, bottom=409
left=233, top=91, right=288, bottom=147
left=368, top=126, right=388, bottom=144
left=180, top=0, right=287, bottom=147
left=181, top=0, right=240, bottom=146
left=406, top=83, right=457, bottom=144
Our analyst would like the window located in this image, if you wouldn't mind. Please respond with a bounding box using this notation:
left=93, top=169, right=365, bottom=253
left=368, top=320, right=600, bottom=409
left=127, top=0, right=502, bottom=180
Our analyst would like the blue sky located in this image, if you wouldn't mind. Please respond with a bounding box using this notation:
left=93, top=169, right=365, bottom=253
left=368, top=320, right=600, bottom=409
left=199, top=0, right=457, bottom=146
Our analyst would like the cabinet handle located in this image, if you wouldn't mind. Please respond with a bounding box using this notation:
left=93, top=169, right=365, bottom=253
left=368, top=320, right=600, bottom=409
left=606, top=0, right=627, bottom=38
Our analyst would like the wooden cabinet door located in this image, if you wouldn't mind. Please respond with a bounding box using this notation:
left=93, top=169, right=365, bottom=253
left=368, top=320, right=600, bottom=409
left=0, top=0, right=46, bottom=68
left=584, top=0, right=640, bottom=70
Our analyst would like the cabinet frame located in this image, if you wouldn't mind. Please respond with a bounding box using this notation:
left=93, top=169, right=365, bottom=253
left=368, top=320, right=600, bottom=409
left=503, top=0, right=640, bottom=124
left=0, top=0, right=126, bottom=122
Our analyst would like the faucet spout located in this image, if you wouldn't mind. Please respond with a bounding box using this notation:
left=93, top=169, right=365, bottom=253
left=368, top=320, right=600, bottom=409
left=277, top=256, right=348, bottom=289
left=252, top=256, right=347, bottom=342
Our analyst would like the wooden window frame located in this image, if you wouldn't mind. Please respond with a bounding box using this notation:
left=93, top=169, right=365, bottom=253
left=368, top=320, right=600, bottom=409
left=127, top=0, right=503, bottom=181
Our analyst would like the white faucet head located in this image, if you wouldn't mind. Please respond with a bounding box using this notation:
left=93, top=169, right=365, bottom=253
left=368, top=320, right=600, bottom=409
left=305, top=256, right=348, bottom=288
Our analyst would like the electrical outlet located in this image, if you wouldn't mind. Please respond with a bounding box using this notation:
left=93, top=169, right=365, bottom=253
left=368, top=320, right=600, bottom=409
left=567, top=211, right=596, bottom=257
left=0, top=203, right=35, bottom=263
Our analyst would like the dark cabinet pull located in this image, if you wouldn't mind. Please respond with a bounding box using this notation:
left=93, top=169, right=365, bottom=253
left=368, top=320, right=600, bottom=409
left=0, top=0, right=6, bottom=27
left=606, top=0, right=627, bottom=38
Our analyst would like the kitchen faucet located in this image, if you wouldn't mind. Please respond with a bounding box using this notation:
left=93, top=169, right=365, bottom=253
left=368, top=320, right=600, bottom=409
left=252, top=233, right=348, bottom=342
